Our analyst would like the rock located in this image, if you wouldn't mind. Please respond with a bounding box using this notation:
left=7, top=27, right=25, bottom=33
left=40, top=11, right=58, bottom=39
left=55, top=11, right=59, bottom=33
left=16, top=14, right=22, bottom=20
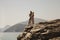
left=17, top=19, right=60, bottom=40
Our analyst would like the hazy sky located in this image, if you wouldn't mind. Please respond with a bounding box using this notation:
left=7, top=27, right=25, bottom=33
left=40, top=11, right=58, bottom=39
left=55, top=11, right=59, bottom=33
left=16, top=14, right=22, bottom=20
left=0, top=0, right=60, bottom=28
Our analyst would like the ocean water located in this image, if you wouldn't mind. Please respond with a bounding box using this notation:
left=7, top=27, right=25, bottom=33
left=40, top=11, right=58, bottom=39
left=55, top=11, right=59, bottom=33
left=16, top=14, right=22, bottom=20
left=0, top=32, right=21, bottom=40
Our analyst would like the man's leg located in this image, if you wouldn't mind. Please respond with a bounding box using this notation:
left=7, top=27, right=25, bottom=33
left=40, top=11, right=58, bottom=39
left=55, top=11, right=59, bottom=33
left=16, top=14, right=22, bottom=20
left=32, top=17, right=34, bottom=24
left=28, top=18, right=31, bottom=25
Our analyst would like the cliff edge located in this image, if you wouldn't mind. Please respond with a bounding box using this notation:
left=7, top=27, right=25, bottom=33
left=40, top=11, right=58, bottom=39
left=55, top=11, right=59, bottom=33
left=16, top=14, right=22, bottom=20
left=17, top=19, right=60, bottom=40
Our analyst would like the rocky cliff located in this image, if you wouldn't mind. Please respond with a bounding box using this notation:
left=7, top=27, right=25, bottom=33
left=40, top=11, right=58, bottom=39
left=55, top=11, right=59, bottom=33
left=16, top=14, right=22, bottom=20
left=17, top=19, right=60, bottom=40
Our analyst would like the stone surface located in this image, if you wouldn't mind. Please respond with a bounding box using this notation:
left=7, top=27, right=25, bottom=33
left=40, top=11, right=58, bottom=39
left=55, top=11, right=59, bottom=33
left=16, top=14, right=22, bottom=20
left=17, top=19, right=60, bottom=40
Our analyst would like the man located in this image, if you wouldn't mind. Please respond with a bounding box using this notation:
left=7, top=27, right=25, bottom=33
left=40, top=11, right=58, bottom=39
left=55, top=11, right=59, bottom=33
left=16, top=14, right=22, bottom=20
left=28, top=11, right=34, bottom=26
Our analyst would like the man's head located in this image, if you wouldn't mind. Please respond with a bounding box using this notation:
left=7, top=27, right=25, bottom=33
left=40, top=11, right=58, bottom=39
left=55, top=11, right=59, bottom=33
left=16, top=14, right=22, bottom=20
left=30, top=11, right=34, bottom=14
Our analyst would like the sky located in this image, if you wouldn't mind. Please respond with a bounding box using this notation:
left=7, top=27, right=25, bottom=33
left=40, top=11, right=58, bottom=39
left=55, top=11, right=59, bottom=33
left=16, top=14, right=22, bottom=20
left=0, top=0, right=60, bottom=28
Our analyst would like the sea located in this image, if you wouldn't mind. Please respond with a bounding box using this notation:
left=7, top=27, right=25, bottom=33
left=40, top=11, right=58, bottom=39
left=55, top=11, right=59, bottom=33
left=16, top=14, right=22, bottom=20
left=0, top=32, right=21, bottom=40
